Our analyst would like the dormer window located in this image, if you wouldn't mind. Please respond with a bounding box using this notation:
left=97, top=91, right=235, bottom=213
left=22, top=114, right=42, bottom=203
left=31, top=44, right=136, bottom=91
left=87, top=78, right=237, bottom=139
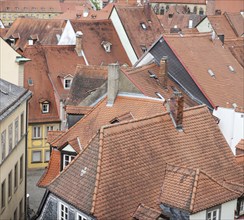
left=40, top=100, right=50, bottom=113
left=64, top=78, right=72, bottom=89
left=101, top=41, right=112, bottom=53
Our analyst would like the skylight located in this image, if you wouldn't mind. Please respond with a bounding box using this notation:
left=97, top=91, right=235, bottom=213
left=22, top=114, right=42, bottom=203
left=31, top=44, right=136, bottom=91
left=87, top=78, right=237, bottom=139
left=228, top=65, right=235, bottom=73
left=208, top=69, right=215, bottom=78
left=140, top=22, right=147, bottom=30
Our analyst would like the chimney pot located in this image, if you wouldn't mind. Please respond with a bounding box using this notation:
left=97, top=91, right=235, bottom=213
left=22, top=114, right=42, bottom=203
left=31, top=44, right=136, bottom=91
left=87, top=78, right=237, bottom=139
left=159, top=56, right=168, bottom=88
left=75, top=31, right=83, bottom=56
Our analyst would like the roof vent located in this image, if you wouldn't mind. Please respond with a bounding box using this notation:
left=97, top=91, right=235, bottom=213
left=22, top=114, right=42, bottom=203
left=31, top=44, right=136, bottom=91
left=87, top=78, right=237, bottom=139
left=148, top=70, right=158, bottom=79
left=0, top=88, right=8, bottom=95
left=83, top=9, right=89, bottom=17
left=208, top=69, right=215, bottom=78
left=80, top=167, right=87, bottom=177
left=140, top=22, right=147, bottom=30
left=228, top=65, right=235, bottom=73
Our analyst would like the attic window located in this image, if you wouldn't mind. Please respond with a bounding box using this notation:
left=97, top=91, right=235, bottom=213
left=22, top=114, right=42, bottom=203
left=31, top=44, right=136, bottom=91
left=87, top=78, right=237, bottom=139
left=148, top=70, right=158, bottom=79
left=28, top=78, right=33, bottom=86
left=199, top=7, right=204, bottom=15
left=140, top=45, right=147, bottom=53
left=101, top=41, right=112, bottom=53
left=228, top=65, right=235, bottom=73
left=64, top=78, right=72, bottom=89
left=140, top=22, right=147, bottom=30
left=40, top=100, right=50, bottom=113
left=208, top=69, right=215, bottom=78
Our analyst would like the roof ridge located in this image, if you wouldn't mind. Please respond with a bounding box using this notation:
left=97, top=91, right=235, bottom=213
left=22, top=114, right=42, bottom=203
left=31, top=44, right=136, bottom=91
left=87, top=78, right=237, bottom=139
left=51, top=97, right=106, bottom=146
left=91, top=128, right=104, bottom=214
left=189, top=168, right=200, bottom=212
left=101, top=105, right=207, bottom=132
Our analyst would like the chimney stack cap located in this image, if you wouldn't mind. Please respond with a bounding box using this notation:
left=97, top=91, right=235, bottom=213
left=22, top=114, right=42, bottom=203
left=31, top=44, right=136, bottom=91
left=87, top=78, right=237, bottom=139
left=76, top=31, right=83, bottom=37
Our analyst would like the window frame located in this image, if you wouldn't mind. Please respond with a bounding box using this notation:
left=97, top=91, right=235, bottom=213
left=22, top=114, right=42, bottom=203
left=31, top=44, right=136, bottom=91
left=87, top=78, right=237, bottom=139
left=8, top=171, right=12, bottom=200
left=1, top=129, right=6, bottom=161
left=20, top=155, right=23, bottom=182
left=32, top=126, right=41, bottom=139
left=240, top=200, right=244, bottom=215
left=1, top=179, right=6, bottom=212
left=59, top=202, right=69, bottom=220
left=77, top=213, right=87, bottom=220
left=8, top=123, right=13, bottom=153
left=14, top=117, right=19, bottom=146
left=20, top=112, right=24, bottom=137
left=14, top=162, right=18, bottom=191
left=44, top=150, right=50, bottom=162
left=62, top=154, right=75, bottom=170
left=31, top=150, right=42, bottom=163
left=19, top=198, right=23, bottom=219
left=46, top=125, right=54, bottom=136
left=206, top=205, right=221, bottom=220
left=42, top=103, right=49, bottom=113
left=64, top=78, right=72, bottom=89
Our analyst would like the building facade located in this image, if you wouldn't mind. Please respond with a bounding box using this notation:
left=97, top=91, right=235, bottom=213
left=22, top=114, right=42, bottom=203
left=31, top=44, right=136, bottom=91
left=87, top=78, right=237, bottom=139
left=0, top=79, right=31, bottom=220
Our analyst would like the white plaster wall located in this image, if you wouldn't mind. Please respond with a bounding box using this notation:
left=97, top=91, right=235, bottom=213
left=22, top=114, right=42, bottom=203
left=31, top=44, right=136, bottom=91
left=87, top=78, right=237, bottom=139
left=110, top=8, right=138, bottom=65
left=136, top=52, right=154, bottom=67
left=221, top=199, right=237, bottom=220
left=190, top=210, right=206, bottom=220
left=213, top=107, right=244, bottom=154
left=196, top=17, right=213, bottom=33
left=0, top=38, right=22, bottom=86
left=58, top=20, right=76, bottom=45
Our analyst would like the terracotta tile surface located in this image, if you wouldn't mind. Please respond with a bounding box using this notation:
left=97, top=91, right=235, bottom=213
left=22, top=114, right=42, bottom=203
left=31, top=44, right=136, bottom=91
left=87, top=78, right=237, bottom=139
left=70, top=19, right=131, bottom=66
left=214, top=0, right=244, bottom=14
left=52, top=95, right=166, bottom=149
left=236, top=139, right=244, bottom=151
left=122, top=62, right=198, bottom=107
left=4, top=18, right=65, bottom=50
left=208, top=15, right=237, bottom=39
left=66, top=65, right=108, bottom=106
left=225, top=12, right=244, bottom=37
left=132, top=203, right=162, bottom=220
left=114, top=5, right=164, bottom=58
left=160, top=164, right=240, bottom=213
left=65, top=105, right=93, bottom=115
left=152, top=0, right=205, bottom=3
left=37, top=149, right=61, bottom=187
left=0, top=28, right=8, bottom=38
left=46, top=131, right=65, bottom=144
left=164, top=33, right=244, bottom=108
left=48, top=105, right=244, bottom=219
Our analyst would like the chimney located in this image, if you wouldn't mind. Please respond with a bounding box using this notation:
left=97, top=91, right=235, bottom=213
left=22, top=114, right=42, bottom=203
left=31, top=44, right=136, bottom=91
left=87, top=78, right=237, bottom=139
left=168, top=91, right=184, bottom=130
left=158, top=56, right=168, bottom=88
left=144, top=0, right=151, bottom=22
left=75, top=31, right=83, bottom=56
left=107, top=63, right=120, bottom=106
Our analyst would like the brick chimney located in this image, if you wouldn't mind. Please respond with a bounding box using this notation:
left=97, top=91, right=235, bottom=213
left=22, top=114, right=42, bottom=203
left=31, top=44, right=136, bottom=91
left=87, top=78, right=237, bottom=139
left=107, top=63, right=120, bottom=106
left=144, top=0, right=151, bottom=22
left=75, top=31, right=83, bottom=56
left=168, top=91, right=184, bottom=129
left=158, top=56, right=168, bottom=88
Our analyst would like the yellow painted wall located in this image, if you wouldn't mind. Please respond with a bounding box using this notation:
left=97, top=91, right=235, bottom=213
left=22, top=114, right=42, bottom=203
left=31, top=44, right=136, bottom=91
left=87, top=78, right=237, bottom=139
left=27, top=123, right=60, bottom=169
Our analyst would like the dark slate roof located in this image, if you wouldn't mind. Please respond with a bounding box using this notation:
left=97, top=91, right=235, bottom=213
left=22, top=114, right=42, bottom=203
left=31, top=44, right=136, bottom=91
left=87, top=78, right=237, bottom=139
left=148, top=37, right=213, bottom=109
left=0, top=79, right=32, bottom=121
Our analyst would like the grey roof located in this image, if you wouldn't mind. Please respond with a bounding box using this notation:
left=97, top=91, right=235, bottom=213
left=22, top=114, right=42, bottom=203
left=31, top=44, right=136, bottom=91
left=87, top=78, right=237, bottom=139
left=0, top=79, right=32, bottom=121
left=148, top=37, right=213, bottom=109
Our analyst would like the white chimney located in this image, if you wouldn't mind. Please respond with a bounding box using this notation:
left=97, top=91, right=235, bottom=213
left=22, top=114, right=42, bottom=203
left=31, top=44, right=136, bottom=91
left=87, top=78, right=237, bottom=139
left=107, top=63, right=120, bottom=106
left=189, top=19, right=193, bottom=28
left=75, top=31, right=83, bottom=56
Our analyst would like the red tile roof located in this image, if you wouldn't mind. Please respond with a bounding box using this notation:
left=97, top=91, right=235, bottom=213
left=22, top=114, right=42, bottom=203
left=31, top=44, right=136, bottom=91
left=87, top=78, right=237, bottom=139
left=114, top=5, right=165, bottom=58
left=214, top=0, right=244, bottom=13
left=160, top=164, right=240, bottom=213
left=65, top=105, right=93, bottom=115
left=46, top=131, right=65, bottom=144
left=37, top=149, right=61, bottom=187
left=164, top=33, right=244, bottom=108
left=225, top=12, right=244, bottom=37
left=4, top=18, right=65, bottom=50
left=69, top=19, right=131, bottom=66
left=151, top=0, right=206, bottom=4
left=48, top=105, right=244, bottom=219
left=132, top=204, right=163, bottom=220
left=122, top=62, right=198, bottom=107
left=236, top=139, right=244, bottom=151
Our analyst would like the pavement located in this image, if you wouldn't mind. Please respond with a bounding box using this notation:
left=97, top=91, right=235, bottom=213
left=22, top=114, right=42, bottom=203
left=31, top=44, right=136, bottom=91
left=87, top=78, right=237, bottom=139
left=27, top=168, right=46, bottom=215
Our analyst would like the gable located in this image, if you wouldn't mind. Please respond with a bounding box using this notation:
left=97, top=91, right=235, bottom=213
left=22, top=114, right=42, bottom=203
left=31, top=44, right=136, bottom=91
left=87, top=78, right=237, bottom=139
left=58, top=20, right=76, bottom=45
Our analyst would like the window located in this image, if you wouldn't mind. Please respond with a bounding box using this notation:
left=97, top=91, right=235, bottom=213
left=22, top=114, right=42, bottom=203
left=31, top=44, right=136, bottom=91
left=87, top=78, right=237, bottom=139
left=20, top=155, right=23, bottom=182
left=63, top=154, right=75, bottom=169
left=140, top=22, right=147, bottom=30
left=14, top=117, right=19, bottom=145
left=19, top=199, right=23, bottom=219
left=64, top=79, right=72, bottom=89
left=20, top=113, right=24, bottom=137
left=240, top=200, right=244, bottom=214
left=33, top=126, right=41, bottom=139
left=1, top=180, right=6, bottom=211
left=46, top=126, right=54, bottom=136
left=8, top=123, right=13, bottom=153
left=207, top=208, right=220, bottom=220
left=45, top=150, right=50, bottom=162
left=77, top=213, right=87, bottom=220
left=8, top=171, right=12, bottom=199
left=59, top=203, right=68, bottom=220
left=14, top=162, right=18, bottom=190
left=42, top=103, right=49, bottom=113
left=1, top=130, right=6, bottom=161
left=32, top=151, right=42, bottom=163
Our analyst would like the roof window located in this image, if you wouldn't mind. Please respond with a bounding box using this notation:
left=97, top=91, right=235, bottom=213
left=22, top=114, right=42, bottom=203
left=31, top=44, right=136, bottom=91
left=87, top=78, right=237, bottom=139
left=208, top=69, right=215, bottom=78
left=228, top=65, right=235, bottom=73
left=148, top=70, right=158, bottom=79
left=140, top=22, right=147, bottom=30
left=155, top=92, right=165, bottom=100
